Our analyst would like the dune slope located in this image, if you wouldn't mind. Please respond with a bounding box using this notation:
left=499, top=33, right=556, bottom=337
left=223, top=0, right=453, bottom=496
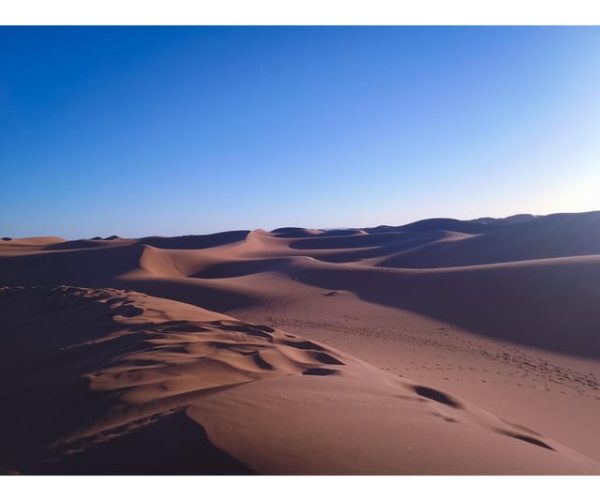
left=0, top=286, right=597, bottom=474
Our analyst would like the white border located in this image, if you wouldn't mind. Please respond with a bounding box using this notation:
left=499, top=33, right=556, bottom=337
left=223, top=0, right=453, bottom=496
left=2, top=3, right=599, bottom=497
left=2, top=475, right=599, bottom=500
left=2, top=0, right=600, bottom=25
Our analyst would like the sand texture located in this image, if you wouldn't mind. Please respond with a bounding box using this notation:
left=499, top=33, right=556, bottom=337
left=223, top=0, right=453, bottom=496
left=1, top=211, right=599, bottom=474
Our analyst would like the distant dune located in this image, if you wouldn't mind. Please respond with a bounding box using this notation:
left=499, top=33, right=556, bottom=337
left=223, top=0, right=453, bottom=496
left=1, top=211, right=600, bottom=473
left=379, top=211, right=600, bottom=268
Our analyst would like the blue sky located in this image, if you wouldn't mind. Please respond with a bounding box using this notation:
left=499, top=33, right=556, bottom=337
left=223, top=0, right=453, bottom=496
left=1, top=26, right=599, bottom=238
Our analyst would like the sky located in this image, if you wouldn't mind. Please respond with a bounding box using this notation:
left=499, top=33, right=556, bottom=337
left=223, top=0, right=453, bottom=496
left=1, top=26, right=600, bottom=239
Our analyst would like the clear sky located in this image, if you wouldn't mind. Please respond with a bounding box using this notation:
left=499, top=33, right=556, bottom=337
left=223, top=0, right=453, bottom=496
left=1, top=26, right=599, bottom=238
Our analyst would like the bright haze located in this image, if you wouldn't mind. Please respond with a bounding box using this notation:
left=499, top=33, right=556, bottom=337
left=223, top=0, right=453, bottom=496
left=1, top=26, right=599, bottom=238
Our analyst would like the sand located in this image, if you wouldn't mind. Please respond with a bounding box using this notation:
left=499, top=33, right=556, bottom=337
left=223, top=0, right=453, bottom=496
left=1, top=210, right=599, bottom=474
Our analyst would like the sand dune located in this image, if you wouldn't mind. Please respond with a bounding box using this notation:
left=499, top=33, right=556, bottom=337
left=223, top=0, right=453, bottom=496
left=379, top=211, right=600, bottom=267
left=1, top=211, right=600, bottom=473
left=0, top=286, right=596, bottom=474
left=2, top=214, right=600, bottom=359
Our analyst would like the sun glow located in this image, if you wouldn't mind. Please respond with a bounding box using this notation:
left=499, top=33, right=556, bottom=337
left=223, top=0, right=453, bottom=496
left=552, top=165, right=600, bottom=214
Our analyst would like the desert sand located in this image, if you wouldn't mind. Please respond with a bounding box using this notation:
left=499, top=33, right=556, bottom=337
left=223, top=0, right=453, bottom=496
left=1, top=210, right=600, bottom=474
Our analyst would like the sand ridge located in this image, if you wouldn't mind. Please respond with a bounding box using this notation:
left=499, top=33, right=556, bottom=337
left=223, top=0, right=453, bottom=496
left=0, top=285, right=597, bottom=474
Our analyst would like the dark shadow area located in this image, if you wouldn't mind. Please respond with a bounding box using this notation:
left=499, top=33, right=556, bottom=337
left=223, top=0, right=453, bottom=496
left=209, top=320, right=275, bottom=340
left=304, top=231, right=458, bottom=264
left=0, top=287, right=258, bottom=475
left=282, top=339, right=323, bottom=350
left=293, top=256, right=600, bottom=360
left=0, top=244, right=144, bottom=288
left=396, top=218, right=499, bottom=235
left=290, top=231, right=422, bottom=250
left=33, top=411, right=253, bottom=475
left=271, top=227, right=320, bottom=237
left=302, top=368, right=338, bottom=376
left=194, top=258, right=292, bottom=279
left=380, top=212, right=600, bottom=268
left=413, top=385, right=463, bottom=409
left=43, top=231, right=250, bottom=253
left=0, top=243, right=262, bottom=313
left=276, top=212, right=600, bottom=268
left=44, top=239, right=117, bottom=250
left=314, top=352, right=345, bottom=365
left=113, top=275, right=261, bottom=313
left=0, top=287, right=150, bottom=472
left=110, top=304, right=144, bottom=317
left=500, top=430, right=555, bottom=452
left=139, top=231, right=249, bottom=249
left=272, top=227, right=367, bottom=238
